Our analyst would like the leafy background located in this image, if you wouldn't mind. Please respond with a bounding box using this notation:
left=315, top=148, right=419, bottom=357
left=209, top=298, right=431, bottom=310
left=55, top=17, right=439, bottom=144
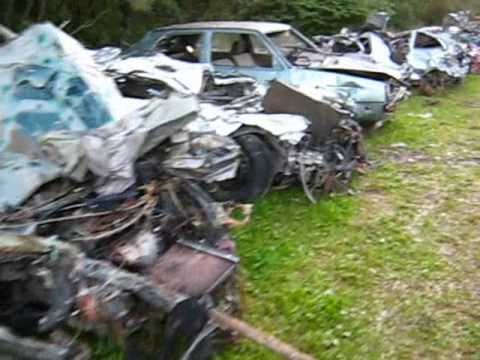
left=2, top=0, right=480, bottom=47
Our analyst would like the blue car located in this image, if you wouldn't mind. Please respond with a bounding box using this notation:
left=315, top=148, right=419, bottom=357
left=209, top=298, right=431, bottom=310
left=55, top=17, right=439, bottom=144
left=125, top=21, right=393, bottom=124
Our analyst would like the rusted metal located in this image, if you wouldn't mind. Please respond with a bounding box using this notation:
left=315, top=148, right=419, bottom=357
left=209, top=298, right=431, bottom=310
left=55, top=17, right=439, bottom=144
left=263, top=80, right=348, bottom=144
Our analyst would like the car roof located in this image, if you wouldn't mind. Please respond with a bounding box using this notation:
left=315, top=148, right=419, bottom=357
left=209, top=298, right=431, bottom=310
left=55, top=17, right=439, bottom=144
left=160, top=21, right=292, bottom=34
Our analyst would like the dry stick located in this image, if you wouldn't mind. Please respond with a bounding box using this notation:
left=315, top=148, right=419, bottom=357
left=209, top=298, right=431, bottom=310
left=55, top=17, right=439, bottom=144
left=70, top=9, right=110, bottom=35
left=83, top=260, right=316, bottom=359
left=0, top=24, right=16, bottom=40
left=209, top=309, right=317, bottom=360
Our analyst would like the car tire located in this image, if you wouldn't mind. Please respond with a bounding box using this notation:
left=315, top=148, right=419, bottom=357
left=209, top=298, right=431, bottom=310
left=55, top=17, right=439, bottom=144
left=213, top=134, right=276, bottom=202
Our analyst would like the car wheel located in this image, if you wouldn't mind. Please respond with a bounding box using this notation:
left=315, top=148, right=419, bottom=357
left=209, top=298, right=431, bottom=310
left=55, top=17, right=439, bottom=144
left=212, top=134, right=276, bottom=202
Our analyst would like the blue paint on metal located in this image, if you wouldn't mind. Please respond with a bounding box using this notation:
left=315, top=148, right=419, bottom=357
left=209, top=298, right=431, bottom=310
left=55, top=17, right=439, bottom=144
left=0, top=24, right=118, bottom=151
left=127, top=23, right=388, bottom=123
left=0, top=23, right=123, bottom=209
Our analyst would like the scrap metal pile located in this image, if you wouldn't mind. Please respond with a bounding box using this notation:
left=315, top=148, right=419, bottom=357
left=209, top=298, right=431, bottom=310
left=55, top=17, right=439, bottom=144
left=313, top=11, right=476, bottom=93
left=443, top=11, right=480, bottom=74
left=1, top=11, right=480, bottom=360
left=0, top=23, right=362, bottom=360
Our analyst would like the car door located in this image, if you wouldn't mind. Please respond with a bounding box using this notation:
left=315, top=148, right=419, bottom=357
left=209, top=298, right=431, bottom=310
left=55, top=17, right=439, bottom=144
left=408, top=31, right=446, bottom=72
left=209, top=31, right=286, bottom=84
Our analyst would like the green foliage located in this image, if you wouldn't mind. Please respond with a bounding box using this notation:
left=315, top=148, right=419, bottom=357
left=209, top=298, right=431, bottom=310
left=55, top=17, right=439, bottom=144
left=217, top=77, right=480, bottom=359
left=0, top=0, right=246, bottom=46
left=241, top=0, right=391, bottom=35
left=1, top=0, right=479, bottom=47
left=390, top=0, right=480, bottom=30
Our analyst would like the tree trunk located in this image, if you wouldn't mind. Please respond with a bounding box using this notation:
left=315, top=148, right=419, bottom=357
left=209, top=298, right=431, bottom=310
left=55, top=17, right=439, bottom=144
left=20, top=0, right=35, bottom=26
left=0, top=24, right=16, bottom=40
left=3, top=0, right=15, bottom=27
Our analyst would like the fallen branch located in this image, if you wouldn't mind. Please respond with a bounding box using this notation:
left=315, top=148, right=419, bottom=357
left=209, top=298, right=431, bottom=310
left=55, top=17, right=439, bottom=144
left=82, top=260, right=316, bottom=359
left=70, top=9, right=109, bottom=35
left=59, top=20, right=71, bottom=30
left=209, top=309, right=317, bottom=360
left=0, top=24, right=16, bottom=40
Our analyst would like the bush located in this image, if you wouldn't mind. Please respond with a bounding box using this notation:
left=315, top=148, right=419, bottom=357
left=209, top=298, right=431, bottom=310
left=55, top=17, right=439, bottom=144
left=241, top=0, right=392, bottom=35
left=0, top=0, right=478, bottom=47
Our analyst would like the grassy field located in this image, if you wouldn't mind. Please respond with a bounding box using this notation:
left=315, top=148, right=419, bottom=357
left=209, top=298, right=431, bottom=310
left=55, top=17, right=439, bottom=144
left=95, top=76, right=480, bottom=359
left=218, top=76, right=480, bottom=360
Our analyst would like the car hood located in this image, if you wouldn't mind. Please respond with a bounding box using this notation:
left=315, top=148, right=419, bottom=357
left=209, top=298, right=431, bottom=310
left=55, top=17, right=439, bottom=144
left=287, top=67, right=388, bottom=104
left=295, top=51, right=409, bottom=83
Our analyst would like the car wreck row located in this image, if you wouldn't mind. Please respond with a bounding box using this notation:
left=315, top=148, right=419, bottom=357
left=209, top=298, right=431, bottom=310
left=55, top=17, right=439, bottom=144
left=1, top=11, right=479, bottom=360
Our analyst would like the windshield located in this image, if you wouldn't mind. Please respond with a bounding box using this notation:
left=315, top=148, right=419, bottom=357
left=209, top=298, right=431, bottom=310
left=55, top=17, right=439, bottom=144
left=267, top=30, right=317, bottom=57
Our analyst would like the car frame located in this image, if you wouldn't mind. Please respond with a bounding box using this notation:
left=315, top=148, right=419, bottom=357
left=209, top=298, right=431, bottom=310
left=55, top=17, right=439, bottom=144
left=391, top=27, right=470, bottom=82
left=125, top=21, right=391, bottom=124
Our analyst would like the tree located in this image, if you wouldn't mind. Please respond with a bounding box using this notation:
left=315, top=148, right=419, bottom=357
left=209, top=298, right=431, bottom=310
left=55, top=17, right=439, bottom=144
left=1, top=0, right=479, bottom=47
left=241, top=0, right=392, bottom=35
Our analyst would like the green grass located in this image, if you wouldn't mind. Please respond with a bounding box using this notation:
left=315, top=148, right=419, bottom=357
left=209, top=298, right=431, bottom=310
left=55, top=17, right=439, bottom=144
left=96, top=77, right=480, bottom=359
left=218, top=77, right=480, bottom=359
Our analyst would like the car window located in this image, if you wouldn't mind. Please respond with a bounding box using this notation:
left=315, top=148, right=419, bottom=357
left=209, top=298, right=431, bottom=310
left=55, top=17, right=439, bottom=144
left=267, top=30, right=315, bottom=56
left=331, top=38, right=362, bottom=53
left=250, top=35, right=270, bottom=55
left=154, top=33, right=203, bottom=63
left=414, top=33, right=442, bottom=49
left=359, top=38, right=372, bottom=54
left=389, top=36, right=410, bottom=64
left=211, top=33, right=275, bottom=68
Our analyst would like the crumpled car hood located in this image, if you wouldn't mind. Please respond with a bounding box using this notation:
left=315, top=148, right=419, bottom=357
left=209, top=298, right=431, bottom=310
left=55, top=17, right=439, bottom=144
left=0, top=23, right=129, bottom=144
left=0, top=23, right=199, bottom=210
left=105, top=54, right=213, bottom=95
left=310, top=54, right=408, bottom=82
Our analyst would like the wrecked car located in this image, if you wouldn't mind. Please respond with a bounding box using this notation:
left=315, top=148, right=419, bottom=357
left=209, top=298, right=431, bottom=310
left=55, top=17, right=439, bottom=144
left=101, top=52, right=366, bottom=203
left=443, top=10, right=480, bottom=33
left=123, top=21, right=395, bottom=125
left=0, top=23, right=206, bottom=211
left=442, top=11, right=480, bottom=75
left=312, top=31, right=412, bottom=83
left=0, top=179, right=239, bottom=360
left=0, top=23, right=324, bottom=360
left=313, top=12, right=471, bottom=92
left=310, top=30, right=411, bottom=111
left=0, top=23, right=237, bottom=360
left=390, top=28, right=470, bottom=89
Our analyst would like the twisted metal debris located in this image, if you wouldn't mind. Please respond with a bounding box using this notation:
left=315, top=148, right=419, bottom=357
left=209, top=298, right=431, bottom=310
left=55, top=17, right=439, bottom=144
left=2, top=9, right=480, bottom=359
